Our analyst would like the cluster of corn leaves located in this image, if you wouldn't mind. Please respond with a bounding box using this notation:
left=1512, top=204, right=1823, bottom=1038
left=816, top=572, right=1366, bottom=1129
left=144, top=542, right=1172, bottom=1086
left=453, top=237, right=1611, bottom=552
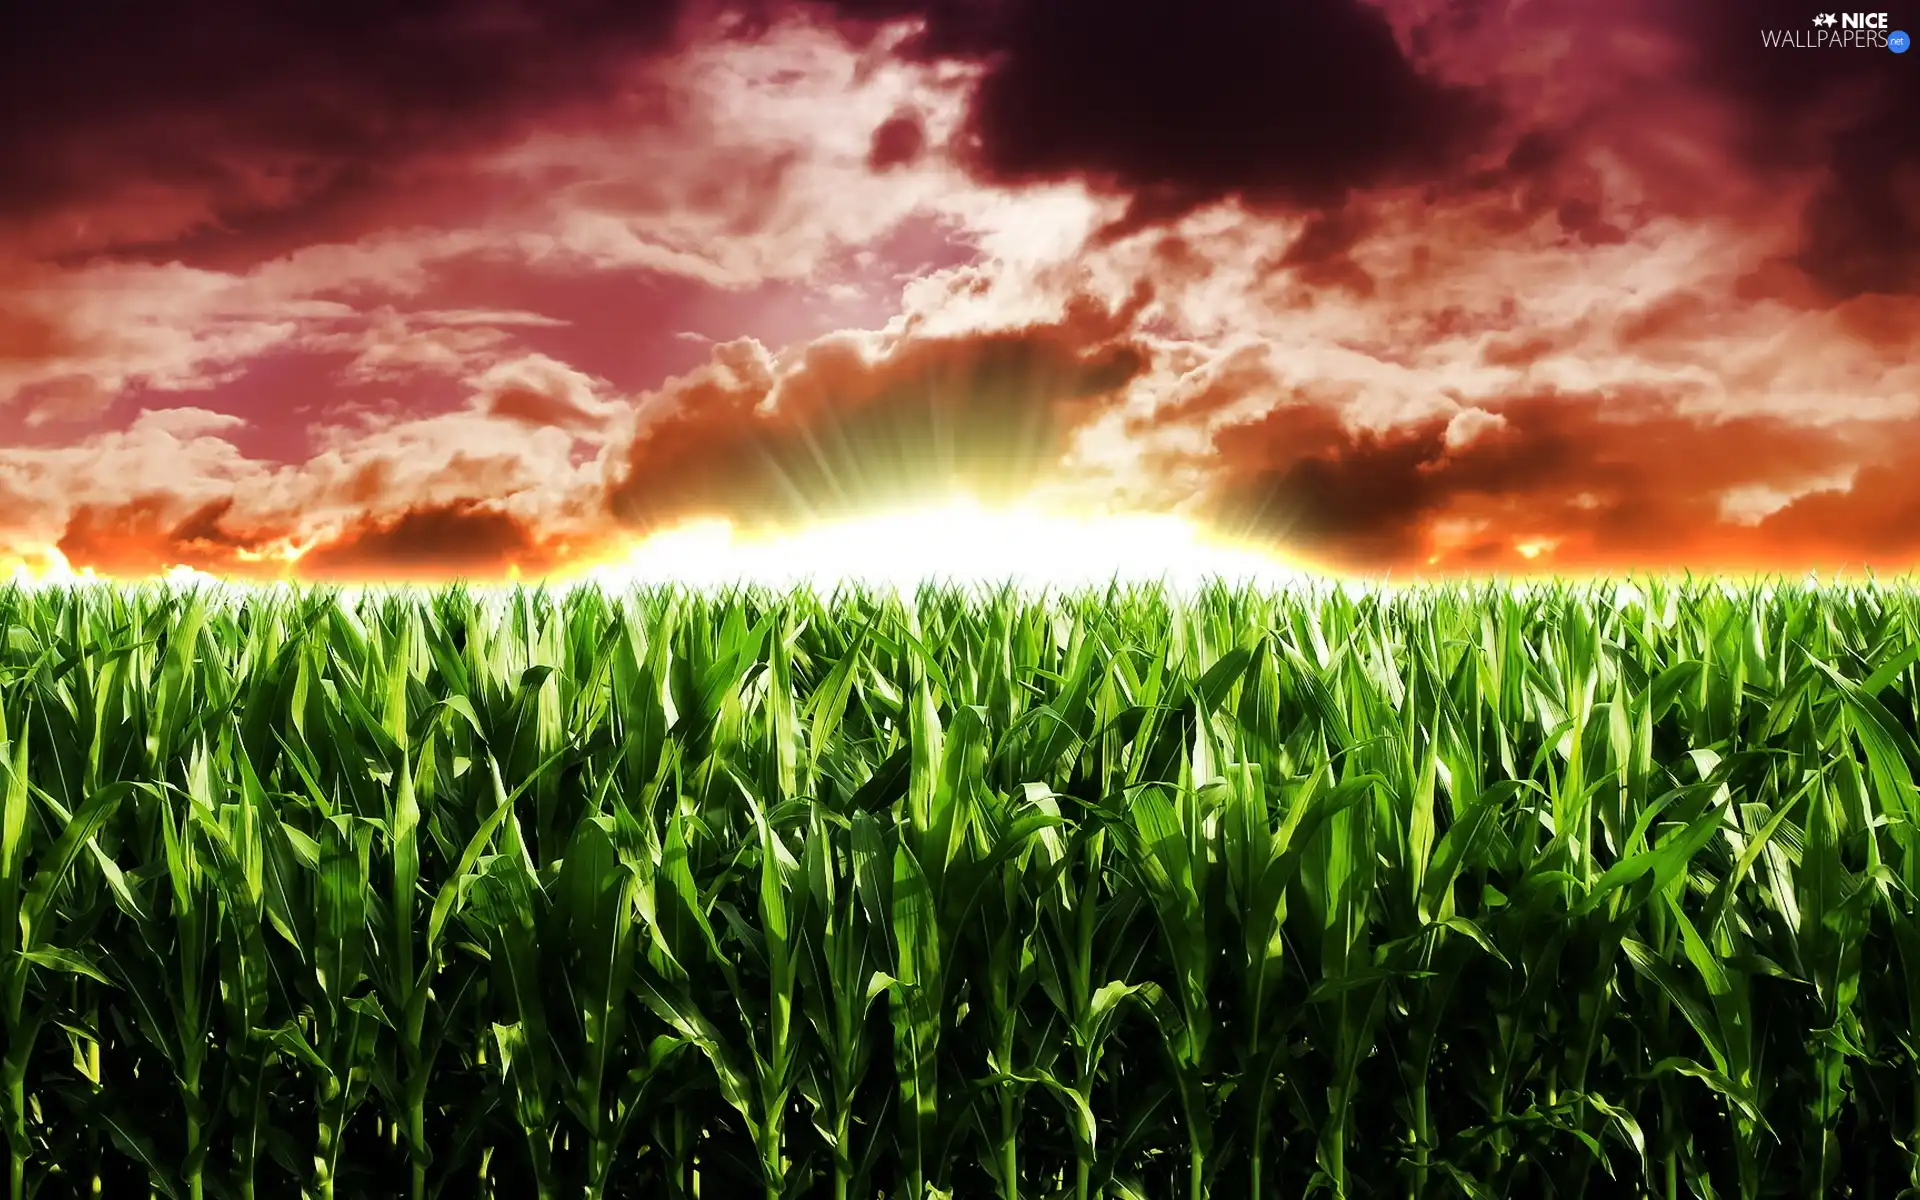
left=4, top=577, right=1920, bottom=1199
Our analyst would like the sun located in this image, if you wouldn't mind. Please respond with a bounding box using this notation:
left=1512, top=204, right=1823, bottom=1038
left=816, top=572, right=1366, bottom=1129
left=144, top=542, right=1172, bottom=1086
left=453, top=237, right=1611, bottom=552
left=572, top=497, right=1314, bottom=593
left=4, top=498, right=1318, bottom=591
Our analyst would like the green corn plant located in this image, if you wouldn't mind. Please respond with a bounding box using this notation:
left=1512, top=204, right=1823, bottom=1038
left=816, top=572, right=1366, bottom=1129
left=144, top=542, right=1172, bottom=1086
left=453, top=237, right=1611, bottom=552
left=989, top=628, right=1131, bottom=1200
left=1303, top=746, right=1385, bottom=1200
left=1382, top=652, right=1524, bottom=1200
left=1498, top=602, right=1652, bottom=1196
left=1789, top=732, right=1881, bottom=1196
left=550, top=805, right=648, bottom=1198
left=181, top=742, right=284, bottom=1200
left=366, top=733, right=526, bottom=1199
left=888, top=609, right=1061, bottom=1200
left=627, top=621, right=813, bottom=1198
left=1222, top=755, right=1380, bottom=1200
left=732, top=613, right=812, bottom=1199
left=1125, top=777, right=1218, bottom=1200
left=248, top=614, right=400, bottom=1195
left=0, top=708, right=132, bottom=1200
left=1029, top=809, right=1156, bottom=1200
left=795, top=805, right=893, bottom=1200
left=726, top=790, right=811, bottom=1200
left=267, top=805, right=386, bottom=1199
left=969, top=783, right=1083, bottom=1200
left=466, top=752, right=576, bottom=1199
left=94, top=773, right=221, bottom=1199
left=631, top=801, right=752, bottom=1200
left=792, top=612, right=895, bottom=1200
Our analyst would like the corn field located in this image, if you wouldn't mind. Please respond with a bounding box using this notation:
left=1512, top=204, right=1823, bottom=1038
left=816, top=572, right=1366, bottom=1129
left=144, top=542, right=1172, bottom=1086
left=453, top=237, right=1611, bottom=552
left=4, top=578, right=1920, bottom=1198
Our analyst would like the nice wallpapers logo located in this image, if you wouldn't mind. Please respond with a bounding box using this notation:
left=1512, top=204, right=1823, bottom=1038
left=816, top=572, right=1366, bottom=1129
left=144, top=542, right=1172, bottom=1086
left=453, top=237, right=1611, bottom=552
left=1762, top=11, right=1912, bottom=49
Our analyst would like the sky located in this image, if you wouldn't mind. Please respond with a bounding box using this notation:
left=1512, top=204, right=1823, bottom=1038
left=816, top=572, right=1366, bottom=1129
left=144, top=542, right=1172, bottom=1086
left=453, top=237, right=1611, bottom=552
left=0, top=0, right=1916, bottom=582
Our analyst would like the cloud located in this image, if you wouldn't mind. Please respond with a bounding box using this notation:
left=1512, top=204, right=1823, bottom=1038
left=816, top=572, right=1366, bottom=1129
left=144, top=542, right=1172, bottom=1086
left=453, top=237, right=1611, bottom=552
left=52, top=496, right=273, bottom=579
left=0, top=379, right=615, bottom=578
left=473, top=354, right=616, bottom=430
left=826, top=0, right=1920, bottom=303
left=0, top=259, right=347, bottom=415
left=46, top=494, right=584, bottom=583
left=0, top=0, right=697, bottom=265
left=1674, top=0, right=1920, bottom=298
left=606, top=282, right=1153, bottom=527
left=1751, top=463, right=1920, bottom=560
left=868, top=108, right=928, bottom=171
left=293, top=501, right=582, bottom=582
left=501, top=15, right=983, bottom=288
left=828, top=0, right=1495, bottom=234
left=0, top=407, right=264, bottom=536
left=0, top=11, right=1005, bottom=426
left=331, top=306, right=570, bottom=383
left=1195, top=385, right=1914, bottom=572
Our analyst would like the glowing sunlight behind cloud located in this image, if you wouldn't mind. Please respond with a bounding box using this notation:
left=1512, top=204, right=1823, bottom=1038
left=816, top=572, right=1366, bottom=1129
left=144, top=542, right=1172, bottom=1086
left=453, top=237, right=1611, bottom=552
left=578, top=498, right=1312, bottom=593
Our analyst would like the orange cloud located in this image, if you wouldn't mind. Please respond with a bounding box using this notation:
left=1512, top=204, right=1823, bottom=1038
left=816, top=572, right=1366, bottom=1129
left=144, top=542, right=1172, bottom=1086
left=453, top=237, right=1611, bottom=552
left=1197, top=387, right=1913, bottom=573
left=294, top=502, right=588, bottom=583
left=53, top=497, right=274, bottom=579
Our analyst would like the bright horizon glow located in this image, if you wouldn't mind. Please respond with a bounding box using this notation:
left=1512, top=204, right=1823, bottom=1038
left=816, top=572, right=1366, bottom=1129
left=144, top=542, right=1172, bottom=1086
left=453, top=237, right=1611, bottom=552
left=5, top=506, right=1904, bottom=596
left=572, top=499, right=1316, bottom=593
left=3, top=544, right=231, bottom=588
left=5, top=544, right=95, bottom=586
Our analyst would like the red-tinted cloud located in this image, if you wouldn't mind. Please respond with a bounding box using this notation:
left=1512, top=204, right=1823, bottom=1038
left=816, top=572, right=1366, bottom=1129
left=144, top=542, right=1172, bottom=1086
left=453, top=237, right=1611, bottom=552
left=867, top=110, right=928, bottom=171
left=476, top=355, right=615, bottom=430
left=0, top=0, right=696, bottom=266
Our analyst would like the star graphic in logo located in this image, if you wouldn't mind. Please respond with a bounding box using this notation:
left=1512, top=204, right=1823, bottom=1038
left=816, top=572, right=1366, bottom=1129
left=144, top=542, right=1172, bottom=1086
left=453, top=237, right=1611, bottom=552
left=1813, top=12, right=1838, bottom=25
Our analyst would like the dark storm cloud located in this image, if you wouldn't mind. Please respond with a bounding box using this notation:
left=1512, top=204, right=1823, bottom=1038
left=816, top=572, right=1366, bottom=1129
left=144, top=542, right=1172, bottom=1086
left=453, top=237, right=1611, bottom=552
left=1671, top=0, right=1920, bottom=297
left=824, top=0, right=1914, bottom=296
left=821, top=0, right=1498, bottom=229
left=0, top=0, right=695, bottom=265
left=7, top=0, right=1498, bottom=266
left=9, top=0, right=1908, bottom=289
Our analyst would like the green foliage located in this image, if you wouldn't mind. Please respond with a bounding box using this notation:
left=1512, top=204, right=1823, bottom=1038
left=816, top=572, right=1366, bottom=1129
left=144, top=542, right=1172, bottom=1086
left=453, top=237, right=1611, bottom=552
left=3, top=576, right=1920, bottom=1197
